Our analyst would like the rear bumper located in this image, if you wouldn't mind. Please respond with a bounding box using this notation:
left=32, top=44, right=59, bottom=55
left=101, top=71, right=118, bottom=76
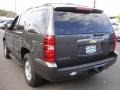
left=33, top=53, right=117, bottom=82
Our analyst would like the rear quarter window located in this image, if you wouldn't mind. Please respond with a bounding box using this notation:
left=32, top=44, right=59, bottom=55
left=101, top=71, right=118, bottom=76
left=27, top=9, right=49, bottom=34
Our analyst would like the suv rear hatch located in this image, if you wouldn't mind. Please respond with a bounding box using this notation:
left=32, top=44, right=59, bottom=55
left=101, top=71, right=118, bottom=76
left=53, top=7, right=115, bottom=68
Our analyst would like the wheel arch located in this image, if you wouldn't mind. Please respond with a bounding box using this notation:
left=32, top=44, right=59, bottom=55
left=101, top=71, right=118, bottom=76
left=3, top=37, right=5, bottom=42
left=21, top=47, right=30, bottom=62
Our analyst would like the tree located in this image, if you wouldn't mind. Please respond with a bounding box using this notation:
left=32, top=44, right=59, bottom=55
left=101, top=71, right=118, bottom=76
left=117, top=15, right=120, bottom=22
left=0, top=9, right=17, bottom=18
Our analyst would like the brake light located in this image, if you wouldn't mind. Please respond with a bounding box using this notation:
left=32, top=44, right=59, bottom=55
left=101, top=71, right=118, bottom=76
left=114, top=32, right=117, bottom=51
left=75, top=7, right=93, bottom=11
left=43, top=35, right=55, bottom=62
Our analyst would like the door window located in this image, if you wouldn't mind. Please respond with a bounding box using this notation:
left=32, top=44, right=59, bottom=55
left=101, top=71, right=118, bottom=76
left=9, top=16, right=19, bottom=30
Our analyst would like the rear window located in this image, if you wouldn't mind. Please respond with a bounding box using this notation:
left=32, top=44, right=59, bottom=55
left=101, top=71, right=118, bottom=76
left=54, top=11, right=113, bottom=35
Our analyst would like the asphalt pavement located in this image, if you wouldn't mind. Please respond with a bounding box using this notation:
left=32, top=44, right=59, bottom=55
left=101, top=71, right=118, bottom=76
left=0, top=30, right=120, bottom=90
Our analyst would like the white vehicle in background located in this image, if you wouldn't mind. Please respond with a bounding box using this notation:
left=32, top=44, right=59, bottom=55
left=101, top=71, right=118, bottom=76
left=0, top=20, right=13, bottom=30
left=0, top=19, right=4, bottom=23
left=0, top=20, right=7, bottom=28
left=0, top=17, right=14, bottom=29
left=112, top=22, right=120, bottom=41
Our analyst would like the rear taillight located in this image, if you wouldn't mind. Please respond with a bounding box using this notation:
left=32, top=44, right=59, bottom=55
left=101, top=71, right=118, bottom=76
left=114, top=32, right=117, bottom=51
left=43, top=35, right=55, bottom=62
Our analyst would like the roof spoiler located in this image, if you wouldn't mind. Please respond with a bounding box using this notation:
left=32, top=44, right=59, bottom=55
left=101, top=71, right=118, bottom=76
left=55, top=7, right=103, bottom=14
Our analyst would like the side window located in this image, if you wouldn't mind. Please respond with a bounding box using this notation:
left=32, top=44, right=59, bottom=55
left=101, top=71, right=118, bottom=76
left=10, top=16, right=19, bottom=30
left=18, top=14, right=28, bottom=30
left=27, top=9, right=49, bottom=34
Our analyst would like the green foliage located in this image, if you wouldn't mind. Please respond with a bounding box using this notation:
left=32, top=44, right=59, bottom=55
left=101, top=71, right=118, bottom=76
left=117, top=15, right=120, bottom=22
left=0, top=9, right=17, bottom=18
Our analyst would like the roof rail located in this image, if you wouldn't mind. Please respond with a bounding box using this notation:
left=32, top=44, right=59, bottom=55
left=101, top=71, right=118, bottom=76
left=25, top=7, right=33, bottom=11
left=25, top=5, right=44, bottom=12
left=24, top=3, right=91, bottom=13
left=43, top=3, right=74, bottom=6
left=43, top=3, right=89, bottom=8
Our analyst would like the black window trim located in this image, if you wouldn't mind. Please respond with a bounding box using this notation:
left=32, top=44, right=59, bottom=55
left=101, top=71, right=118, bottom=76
left=9, top=16, right=19, bottom=30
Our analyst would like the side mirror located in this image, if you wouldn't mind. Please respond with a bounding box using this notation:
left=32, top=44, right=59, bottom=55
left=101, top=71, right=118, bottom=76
left=7, top=24, right=11, bottom=28
left=28, top=29, right=37, bottom=33
left=4, top=24, right=12, bottom=30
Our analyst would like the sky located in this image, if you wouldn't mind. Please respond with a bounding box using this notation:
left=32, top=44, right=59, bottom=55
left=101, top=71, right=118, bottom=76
left=0, top=0, right=120, bottom=16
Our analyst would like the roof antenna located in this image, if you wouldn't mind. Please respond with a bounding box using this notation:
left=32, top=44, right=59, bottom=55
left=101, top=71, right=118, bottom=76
left=93, top=0, right=96, bottom=8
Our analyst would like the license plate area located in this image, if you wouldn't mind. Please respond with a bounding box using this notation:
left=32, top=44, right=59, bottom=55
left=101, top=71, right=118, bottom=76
left=86, top=45, right=96, bottom=54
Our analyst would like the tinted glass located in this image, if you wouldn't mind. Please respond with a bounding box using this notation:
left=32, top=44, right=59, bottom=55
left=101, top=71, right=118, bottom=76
left=10, top=16, right=19, bottom=30
left=19, top=14, right=28, bottom=26
left=54, top=11, right=113, bottom=35
left=27, top=10, right=49, bottom=34
left=18, top=14, right=28, bottom=30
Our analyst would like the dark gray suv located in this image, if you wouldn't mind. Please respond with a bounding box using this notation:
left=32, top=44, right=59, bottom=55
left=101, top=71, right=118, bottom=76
left=3, top=3, right=117, bottom=87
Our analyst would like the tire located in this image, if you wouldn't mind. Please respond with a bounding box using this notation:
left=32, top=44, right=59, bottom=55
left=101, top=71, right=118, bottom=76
left=3, top=41, right=11, bottom=59
left=24, top=54, right=43, bottom=87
